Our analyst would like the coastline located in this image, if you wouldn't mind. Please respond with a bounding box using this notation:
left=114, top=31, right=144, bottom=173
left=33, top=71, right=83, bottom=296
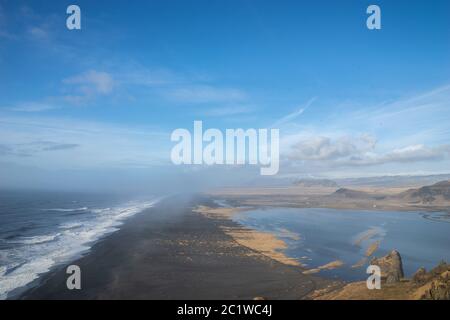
left=193, top=205, right=302, bottom=267
left=18, top=194, right=337, bottom=300
left=201, top=189, right=450, bottom=300
left=11, top=189, right=449, bottom=300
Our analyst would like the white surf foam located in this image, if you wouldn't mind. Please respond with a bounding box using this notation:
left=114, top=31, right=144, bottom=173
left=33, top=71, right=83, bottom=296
left=0, top=199, right=159, bottom=300
left=45, top=207, right=88, bottom=212
left=7, top=234, right=60, bottom=245
left=0, top=266, right=6, bottom=277
left=58, top=222, right=83, bottom=230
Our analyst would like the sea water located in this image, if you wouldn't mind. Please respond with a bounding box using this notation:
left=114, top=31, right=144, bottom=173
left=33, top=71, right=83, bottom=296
left=0, top=189, right=158, bottom=299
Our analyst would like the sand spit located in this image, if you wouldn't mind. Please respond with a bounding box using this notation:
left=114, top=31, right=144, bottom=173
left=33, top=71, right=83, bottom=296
left=351, top=258, right=368, bottom=269
left=365, top=241, right=380, bottom=257
left=353, top=227, right=381, bottom=246
left=194, top=205, right=301, bottom=267
left=303, top=260, right=345, bottom=275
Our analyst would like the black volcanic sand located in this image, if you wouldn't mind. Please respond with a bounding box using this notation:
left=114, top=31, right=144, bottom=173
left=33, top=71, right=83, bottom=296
left=20, top=195, right=335, bottom=300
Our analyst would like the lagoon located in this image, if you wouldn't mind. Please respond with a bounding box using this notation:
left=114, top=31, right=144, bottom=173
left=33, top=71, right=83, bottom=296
left=233, top=208, right=450, bottom=281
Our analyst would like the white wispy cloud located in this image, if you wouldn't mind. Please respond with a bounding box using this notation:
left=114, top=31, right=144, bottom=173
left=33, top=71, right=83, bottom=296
left=63, top=70, right=115, bottom=95
left=0, top=141, right=80, bottom=157
left=5, top=78, right=110, bottom=111
left=0, top=114, right=169, bottom=170
left=288, top=134, right=450, bottom=165
left=202, top=105, right=255, bottom=117
left=165, top=85, right=247, bottom=104
left=9, top=102, right=59, bottom=112
left=0, top=3, right=16, bottom=39
left=271, top=97, right=316, bottom=128
left=346, top=84, right=450, bottom=138
left=28, top=26, right=49, bottom=40
left=288, top=134, right=376, bottom=161
left=280, top=84, right=450, bottom=176
left=120, top=67, right=179, bottom=87
left=12, top=66, right=248, bottom=111
left=350, top=144, right=450, bottom=166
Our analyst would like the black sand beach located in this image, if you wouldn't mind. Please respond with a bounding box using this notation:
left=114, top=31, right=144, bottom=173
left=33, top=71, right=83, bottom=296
left=19, top=195, right=333, bottom=300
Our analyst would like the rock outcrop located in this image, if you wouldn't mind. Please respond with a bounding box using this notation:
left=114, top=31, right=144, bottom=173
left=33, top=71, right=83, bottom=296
left=311, top=258, right=449, bottom=300
left=412, top=267, right=427, bottom=284
left=423, top=273, right=450, bottom=300
left=370, top=250, right=404, bottom=283
left=417, top=262, right=450, bottom=300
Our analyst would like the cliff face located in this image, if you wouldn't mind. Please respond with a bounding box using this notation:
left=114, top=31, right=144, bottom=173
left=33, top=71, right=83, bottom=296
left=370, top=250, right=404, bottom=283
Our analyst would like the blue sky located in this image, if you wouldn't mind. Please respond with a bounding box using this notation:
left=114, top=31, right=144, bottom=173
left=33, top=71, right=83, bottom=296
left=0, top=0, right=449, bottom=191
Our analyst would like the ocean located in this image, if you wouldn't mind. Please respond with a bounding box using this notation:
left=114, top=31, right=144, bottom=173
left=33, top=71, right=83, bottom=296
left=233, top=207, right=450, bottom=281
left=0, top=189, right=158, bottom=299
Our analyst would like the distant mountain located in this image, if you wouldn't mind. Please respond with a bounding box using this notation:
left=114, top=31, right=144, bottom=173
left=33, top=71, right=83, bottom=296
left=336, top=174, right=450, bottom=188
left=330, top=188, right=385, bottom=200
left=397, top=180, right=450, bottom=204
left=330, top=180, right=450, bottom=204
left=293, top=179, right=338, bottom=188
left=332, top=188, right=368, bottom=198
left=240, top=173, right=450, bottom=190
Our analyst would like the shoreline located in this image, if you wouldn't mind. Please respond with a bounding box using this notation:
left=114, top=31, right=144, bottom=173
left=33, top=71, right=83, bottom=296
left=193, top=205, right=302, bottom=267
left=200, top=192, right=450, bottom=300
left=193, top=204, right=364, bottom=277
left=11, top=191, right=449, bottom=300
left=18, top=194, right=337, bottom=300
left=2, top=198, right=159, bottom=300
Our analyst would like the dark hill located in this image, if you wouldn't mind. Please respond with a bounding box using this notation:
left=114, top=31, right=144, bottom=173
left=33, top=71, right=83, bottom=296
left=293, top=179, right=338, bottom=188
left=330, top=188, right=387, bottom=201
left=398, top=180, right=450, bottom=204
